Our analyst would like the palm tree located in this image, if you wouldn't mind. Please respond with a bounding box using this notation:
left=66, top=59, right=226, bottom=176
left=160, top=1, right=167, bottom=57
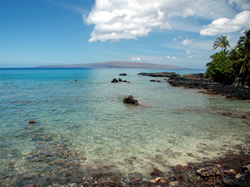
left=233, top=30, right=250, bottom=85
left=213, top=35, right=230, bottom=51
left=235, top=30, right=250, bottom=74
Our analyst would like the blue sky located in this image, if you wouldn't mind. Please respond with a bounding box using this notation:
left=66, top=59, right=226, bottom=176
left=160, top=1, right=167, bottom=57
left=0, top=0, right=249, bottom=69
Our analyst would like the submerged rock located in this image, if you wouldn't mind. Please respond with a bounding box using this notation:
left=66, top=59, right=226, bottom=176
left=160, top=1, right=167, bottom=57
left=197, top=164, right=222, bottom=177
left=123, top=96, right=139, bottom=105
left=150, top=177, right=170, bottom=185
left=150, top=168, right=164, bottom=177
left=29, top=120, right=36, bottom=124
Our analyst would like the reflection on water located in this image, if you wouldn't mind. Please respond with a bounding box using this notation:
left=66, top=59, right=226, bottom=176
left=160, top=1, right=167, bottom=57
left=0, top=68, right=249, bottom=185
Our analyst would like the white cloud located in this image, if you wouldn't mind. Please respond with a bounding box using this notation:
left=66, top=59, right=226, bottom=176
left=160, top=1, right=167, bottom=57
left=187, top=56, right=193, bottom=59
left=172, top=56, right=177, bottom=59
left=173, top=37, right=176, bottom=42
left=131, top=57, right=141, bottom=61
left=186, top=50, right=191, bottom=54
left=85, top=0, right=238, bottom=42
left=182, top=39, right=193, bottom=45
left=200, top=11, right=250, bottom=36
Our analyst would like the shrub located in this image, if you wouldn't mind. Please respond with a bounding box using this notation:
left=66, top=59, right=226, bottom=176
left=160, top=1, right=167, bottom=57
left=206, top=51, right=235, bottom=85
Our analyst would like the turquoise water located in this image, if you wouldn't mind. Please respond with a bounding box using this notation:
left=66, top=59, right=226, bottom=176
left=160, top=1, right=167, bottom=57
left=0, top=68, right=249, bottom=184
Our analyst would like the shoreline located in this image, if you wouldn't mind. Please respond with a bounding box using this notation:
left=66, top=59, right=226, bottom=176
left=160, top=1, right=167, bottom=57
left=139, top=72, right=250, bottom=100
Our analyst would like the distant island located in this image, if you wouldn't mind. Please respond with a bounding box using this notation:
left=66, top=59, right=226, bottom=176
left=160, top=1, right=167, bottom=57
left=36, top=61, right=186, bottom=69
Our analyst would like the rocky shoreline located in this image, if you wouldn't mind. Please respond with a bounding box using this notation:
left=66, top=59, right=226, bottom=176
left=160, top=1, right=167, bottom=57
left=139, top=72, right=250, bottom=100
left=1, top=122, right=249, bottom=187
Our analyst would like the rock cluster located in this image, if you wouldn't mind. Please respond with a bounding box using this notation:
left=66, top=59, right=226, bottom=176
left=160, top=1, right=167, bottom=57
left=139, top=72, right=250, bottom=100
left=123, top=95, right=139, bottom=105
left=138, top=72, right=180, bottom=78
left=150, top=80, right=161, bottom=82
left=111, top=78, right=128, bottom=83
left=168, top=75, right=250, bottom=100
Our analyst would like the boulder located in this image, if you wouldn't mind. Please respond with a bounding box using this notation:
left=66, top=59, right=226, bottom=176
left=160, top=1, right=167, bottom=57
left=118, top=78, right=123, bottom=82
left=111, top=78, right=118, bottom=83
left=29, top=120, right=36, bottom=124
left=123, top=96, right=139, bottom=105
left=119, top=73, right=127, bottom=76
left=197, top=164, right=222, bottom=177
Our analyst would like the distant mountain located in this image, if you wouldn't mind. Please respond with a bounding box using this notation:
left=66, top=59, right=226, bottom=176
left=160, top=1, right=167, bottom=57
left=37, top=61, right=186, bottom=69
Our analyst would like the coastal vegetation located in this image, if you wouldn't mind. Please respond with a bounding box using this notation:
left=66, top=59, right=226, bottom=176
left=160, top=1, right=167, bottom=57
left=206, top=30, right=250, bottom=86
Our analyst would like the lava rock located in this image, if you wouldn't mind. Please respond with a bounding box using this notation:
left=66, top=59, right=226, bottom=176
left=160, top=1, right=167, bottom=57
left=119, top=73, right=127, bottom=76
left=150, top=168, right=164, bottom=177
left=123, top=96, right=139, bottom=105
left=197, top=164, right=222, bottom=177
left=138, top=72, right=180, bottom=78
left=111, top=78, right=118, bottom=83
left=29, top=120, right=36, bottom=124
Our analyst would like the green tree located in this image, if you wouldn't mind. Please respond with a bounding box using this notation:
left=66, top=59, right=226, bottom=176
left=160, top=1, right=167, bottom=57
left=234, top=30, right=250, bottom=85
left=213, top=35, right=230, bottom=51
left=206, top=51, right=235, bottom=85
left=228, top=30, right=250, bottom=86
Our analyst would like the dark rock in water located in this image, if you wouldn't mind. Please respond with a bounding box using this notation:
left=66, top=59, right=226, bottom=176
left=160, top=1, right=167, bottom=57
left=119, top=73, right=127, bottom=76
left=129, top=178, right=142, bottom=185
left=150, top=177, right=170, bottom=185
left=74, top=80, right=78, bottom=82
left=118, top=78, right=123, bottom=82
left=111, top=78, right=118, bottom=83
left=157, top=80, right=161, bottom=82
left=123, top=95, right=139, bottom=105
left=196, top=164, right=222, bottom=177
left=123, top=80, right=127, bottom=82
left=150, top=80, right=156, bottom=82
left=139, top=72, right=180, bottom=78
left=168, top=74, right=250, bottom=100
left=150, top=168, right=164, bottom=177
left=29, top=120, right=36, bottom=124
left=223, top=172, right=250, bottom=186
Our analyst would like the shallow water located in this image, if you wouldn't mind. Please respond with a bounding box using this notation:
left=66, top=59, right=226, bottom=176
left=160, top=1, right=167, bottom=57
left=0, top=68, right=249, bottom=184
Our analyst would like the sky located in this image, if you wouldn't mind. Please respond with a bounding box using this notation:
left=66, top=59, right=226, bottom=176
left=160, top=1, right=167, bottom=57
left=0, top=0, right=249, bottom=69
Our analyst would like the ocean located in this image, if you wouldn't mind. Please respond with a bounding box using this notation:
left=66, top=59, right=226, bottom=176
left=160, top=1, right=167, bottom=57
left=0, top=68, right=249, bottom=185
